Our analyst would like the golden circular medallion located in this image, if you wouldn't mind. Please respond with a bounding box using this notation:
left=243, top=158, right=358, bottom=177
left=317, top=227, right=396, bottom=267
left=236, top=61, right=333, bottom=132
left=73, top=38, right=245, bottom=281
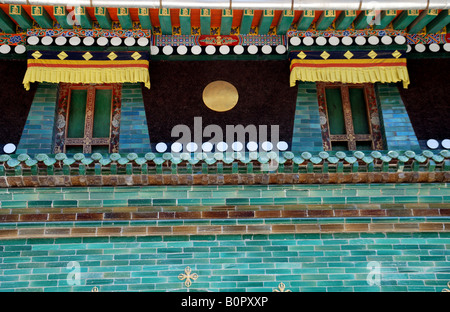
left=202, top=80, right=239, bottom=112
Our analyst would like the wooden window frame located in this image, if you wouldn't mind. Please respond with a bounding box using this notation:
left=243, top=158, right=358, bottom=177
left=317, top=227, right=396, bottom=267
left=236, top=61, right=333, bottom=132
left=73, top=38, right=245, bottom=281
left=53, top=83, right=122, bottom=154
left=316, top=82, right=384, bottom=151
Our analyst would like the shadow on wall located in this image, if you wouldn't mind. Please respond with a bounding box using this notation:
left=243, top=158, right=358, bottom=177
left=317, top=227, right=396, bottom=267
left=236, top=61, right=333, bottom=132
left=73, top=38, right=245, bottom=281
left=398, top=58, right=450, bottom=140
left=0, top=60, right=37, bottom=148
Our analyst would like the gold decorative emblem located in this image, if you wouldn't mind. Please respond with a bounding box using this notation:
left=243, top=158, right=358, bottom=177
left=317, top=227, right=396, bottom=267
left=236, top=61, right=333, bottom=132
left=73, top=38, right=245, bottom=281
left=107, top=52, right=118, bottom=60
left=344, top=51, right=354, bottom=59
left=32, top=6, right=42, bottom=15
left=297, top=51, right=307, bottom=59
left=320, top=51, right=331, bottom=60
left=118, top=7, right=128, bottom=15
left=178, top=266, right=198, bottom=288
left=10, top=5, right=20, bottom=15
left=131, top=52, right=142, bottom=60
left=91, top=286, right=99, bottom=292
left=139, top=8, right=149, bottom=15
left=443, top=281, right=450, bottom=292
left=83, top=137, right=92, bottom=145
left=54, top=6, right=64, bottom=15
left=273, top=282, right=291, bottom=292
left=82, top=52, right=93, bottom=60
left=32, top=51, right=42, bottom=59
left=57, top=51, right=68, bottom=60
left=392, top=50, right=402, bottom=59
left=202, top=80, right=239, bottom=113
left=368, top=50, right=378, bottom=59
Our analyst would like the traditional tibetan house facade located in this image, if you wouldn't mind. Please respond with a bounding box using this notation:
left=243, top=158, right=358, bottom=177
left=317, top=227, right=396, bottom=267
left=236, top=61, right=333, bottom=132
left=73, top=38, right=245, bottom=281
left=0, top=0, right=449, bottom=293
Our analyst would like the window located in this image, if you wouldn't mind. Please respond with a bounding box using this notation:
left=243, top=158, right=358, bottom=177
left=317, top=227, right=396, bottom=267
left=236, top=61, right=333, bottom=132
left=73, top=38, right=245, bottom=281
left=53, top=83, right=122, bottom=154
left=316, top=82, right=384, bottom=151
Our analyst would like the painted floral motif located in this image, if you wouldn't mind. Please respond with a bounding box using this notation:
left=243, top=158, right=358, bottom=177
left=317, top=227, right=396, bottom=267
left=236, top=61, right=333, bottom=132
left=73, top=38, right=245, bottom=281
left=287, top=28, right=448, bottom=44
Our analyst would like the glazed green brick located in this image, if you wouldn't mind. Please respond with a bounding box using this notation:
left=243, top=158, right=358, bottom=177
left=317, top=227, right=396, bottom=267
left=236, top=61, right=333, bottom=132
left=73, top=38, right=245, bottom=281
left=128, top=199, right=152, bottom=206
left=297, top=197, right=322, bottom=204
left=225, top=198, right=250, bottom=205
left=101, top=199, right=128, bottom=207
left=250, top=198, right=274, bottom=205
left=178, top=198, right=202, bottom=206
left=274, top=197, right=298, bottom=205
left=1, top=232, right=449, bottom=292
left=152, top=199, right=177, bottom=206
left=369, top=196, right=395, bottom=204
left=52, top=200, right=78, bottom=208
left=1, top=201, right=28, bottom=208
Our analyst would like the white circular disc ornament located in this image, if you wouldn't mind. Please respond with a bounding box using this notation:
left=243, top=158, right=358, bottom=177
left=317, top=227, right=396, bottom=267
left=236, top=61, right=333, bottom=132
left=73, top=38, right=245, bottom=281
left=441, top=139, right=450, bottom=149
left=0, top=45, right=11, bottom=54
left=3, top=143, right=15, bottom=154
left=191, top=45, right=202, bottom=55
left=355, top=36, right=366, bottom=45
left=14, top=45, right=26, bottom=54
left=275, top=45, right=286, bottom=54
left=289, top=36, right=301, bottom=46
left=150, top=46, right=159, bottom=55
left=277, top=141, right=288, bottom=151
left=162, top=45, right=173, bottom=55
left=381, top=36, right=393, bottom=45
left=262, top=141, right=273, bottom=151
left=427, top=139, right=439, bottom=149
left=316, top=36, right=327, bottom=46
left=247, top=45, right=258, bottom=54
left=328, top=36, right=339, bottom=46
left=205, top=45, right=216, bottom=55
left=368, top=36, right=379, bottom=45
left=83, top=36, right=94, bottom=46
left=124, top=37, right=136, bottom=46
left=69, top=36, right=81, bottom=46
left=216, top=142, right=228, bottom=152
left=394, top=35, right=406, bottom=45
left=96, top=37, right=108, bottom=46
left=233, top=45, right=244, bottom=54
left=303, top=37, right=314, bottom=46
left=110, top=37, right=122, bottom=46
left=219, top=45, right=230, bottom=54
left=415, top=43, right=426, bottom=52
left=261, top=45, right=272, bottom=54
left=429, top=43, right=440, bottom=52
left=177, top=45, right=188, bottom=55
left=137, top=37, right=149, bottom=46
left=444, top=43, right=450, bottom=52
left=186, top=142, right=198, bottom=152
left=202, top=142, right=213, bottom=152
left=342, top=36, right=353, bottom=46
left=55, top=36, right=67, bottom=46
left=27, top=36, right=39, bottom=45
left=247, top=141, right=258, bottom=152
left=406, top=44, right=412, bottom=53
left=232, top=142, right=243, bottom=152
left=171, top=142, right=183, bottom=153
left=155, top=142, right=167, bottom=153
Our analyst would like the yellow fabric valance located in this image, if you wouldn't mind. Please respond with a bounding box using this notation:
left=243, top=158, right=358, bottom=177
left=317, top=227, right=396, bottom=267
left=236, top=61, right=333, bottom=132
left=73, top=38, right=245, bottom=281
left=23, top=51, right=151, bottom=90
left=290, top=62, right=410, bottom=89
left=289, top=50, right=410, bottom=89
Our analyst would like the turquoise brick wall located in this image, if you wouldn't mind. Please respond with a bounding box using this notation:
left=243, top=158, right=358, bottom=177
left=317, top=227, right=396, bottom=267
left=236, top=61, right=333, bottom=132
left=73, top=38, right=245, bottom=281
left=118, top=84, right=151, bottom=154
left=16, top=83, right=58, bottom=155
left=291, top=82, right=324, bottom=152
left=0, top=233, right=449, bottom=292
left=376, top=84, right=421, bottom=152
